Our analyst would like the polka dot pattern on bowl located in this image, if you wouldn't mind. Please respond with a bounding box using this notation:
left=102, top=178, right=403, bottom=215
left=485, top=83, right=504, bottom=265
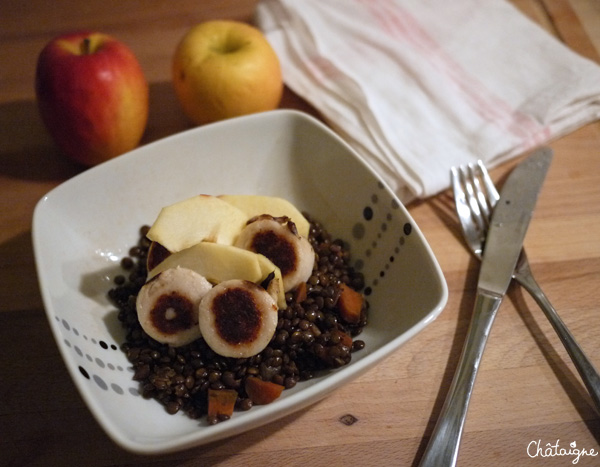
left=350, top=182, right=412, bottom=297
left=55, top=315, right=139, bottom=397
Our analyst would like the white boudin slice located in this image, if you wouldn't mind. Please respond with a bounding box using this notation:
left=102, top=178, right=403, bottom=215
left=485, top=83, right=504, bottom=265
left=136, top=267, right=212, bottom=346
left=198, top=279, right=278, bottom=358
left=234, top=215, right=314, bottom=293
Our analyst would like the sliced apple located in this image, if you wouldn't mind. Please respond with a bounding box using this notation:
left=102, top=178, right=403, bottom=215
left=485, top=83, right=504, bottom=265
left=146, top=194, right=248, bottom=252
left=218, top=194, right=310, bottom=238
left=148, top=242, right=261, bottom=282
left=146, top=242, right=286, bottom=308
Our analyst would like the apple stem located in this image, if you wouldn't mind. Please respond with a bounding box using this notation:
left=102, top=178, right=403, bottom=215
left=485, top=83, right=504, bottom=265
left=81, top=37, right=92, bottom=55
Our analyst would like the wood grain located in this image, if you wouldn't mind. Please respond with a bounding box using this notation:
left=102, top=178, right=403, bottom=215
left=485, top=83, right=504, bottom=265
left=0, top=1, right=598, bottom=465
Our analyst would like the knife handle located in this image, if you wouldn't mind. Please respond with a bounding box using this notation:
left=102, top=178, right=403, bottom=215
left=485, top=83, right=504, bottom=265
left=514, top=262, right=600, bottom=414
left=419, top=292, right=502, bottom=467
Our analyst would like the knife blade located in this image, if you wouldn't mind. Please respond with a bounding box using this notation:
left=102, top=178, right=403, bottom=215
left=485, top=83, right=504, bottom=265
left=419, top=147, right=553, bottom=467
left=478, top=147, right=553, bottom=296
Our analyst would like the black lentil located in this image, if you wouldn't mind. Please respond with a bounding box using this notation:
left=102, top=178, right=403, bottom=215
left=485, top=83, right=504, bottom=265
left=108, top=214, right=368, bottom=425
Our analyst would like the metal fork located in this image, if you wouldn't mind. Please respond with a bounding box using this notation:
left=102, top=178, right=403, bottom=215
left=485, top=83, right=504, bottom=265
left=451, top=160, right=600, bottom=414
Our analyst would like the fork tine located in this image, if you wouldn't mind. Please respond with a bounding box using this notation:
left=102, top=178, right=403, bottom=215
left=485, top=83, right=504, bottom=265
left=451, top=164, right=485, bottom=258
left=451, top=166, right=471, bottom=231
left=468, top=162, right=492, bottom=224
left=477, top=160, right=500, bottom=208
left=460, top=164, right=486, bottom=234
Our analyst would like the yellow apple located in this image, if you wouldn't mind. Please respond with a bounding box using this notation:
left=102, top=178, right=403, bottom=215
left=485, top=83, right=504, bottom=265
left=146, top=194, right=248, bottom=252
left=35, top=31, right=149, bottom=166
left=219, top=194, right=311, bottom=238
left=172, top=20, right=283, bottom=125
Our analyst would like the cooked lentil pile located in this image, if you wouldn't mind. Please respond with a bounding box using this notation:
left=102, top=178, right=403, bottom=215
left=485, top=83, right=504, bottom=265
left=108, top=215, right=368, bottom=424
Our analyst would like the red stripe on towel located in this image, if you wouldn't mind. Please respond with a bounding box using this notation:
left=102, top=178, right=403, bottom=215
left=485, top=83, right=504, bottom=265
left=358, top=0, right=551, bottom=149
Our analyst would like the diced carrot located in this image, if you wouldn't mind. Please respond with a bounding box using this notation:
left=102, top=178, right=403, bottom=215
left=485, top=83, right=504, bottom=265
left=207, top=389, right=238, bottom=418
left=336, top=283, right=364, bottom=324
left=245, top=376, right=284, bottom=405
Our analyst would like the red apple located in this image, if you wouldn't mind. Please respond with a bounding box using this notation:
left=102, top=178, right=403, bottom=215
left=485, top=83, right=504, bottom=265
left=35, top=31, right=149, bottom=167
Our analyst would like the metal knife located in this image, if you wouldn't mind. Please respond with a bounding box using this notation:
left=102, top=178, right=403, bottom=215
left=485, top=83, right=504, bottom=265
left=419, top=148, right=553, bottom=467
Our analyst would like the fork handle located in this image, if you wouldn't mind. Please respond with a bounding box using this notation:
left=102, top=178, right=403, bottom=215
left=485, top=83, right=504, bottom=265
left=419, top=292, right=502, bottom=467
left=513, top=264, right=600, bottom=414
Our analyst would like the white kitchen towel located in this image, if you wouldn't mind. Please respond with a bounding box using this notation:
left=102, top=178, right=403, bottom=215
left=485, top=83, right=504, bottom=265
left=255, top=0, right=600, bottom=203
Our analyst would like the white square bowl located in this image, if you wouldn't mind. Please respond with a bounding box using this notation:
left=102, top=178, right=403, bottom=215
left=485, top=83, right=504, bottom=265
left=32, top=109, right=447, bottom=454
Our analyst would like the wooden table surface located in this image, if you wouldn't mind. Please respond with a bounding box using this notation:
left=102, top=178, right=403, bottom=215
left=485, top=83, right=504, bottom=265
left=1, top=1, right=599, bottom=465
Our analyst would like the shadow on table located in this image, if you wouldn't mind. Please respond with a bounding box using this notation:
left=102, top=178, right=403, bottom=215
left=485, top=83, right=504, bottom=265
left=0, top=230, right=43, bottom=313
left=511, top=274, right=600, bottom=444
left=0, top=82, right=321, bottom=184
left=0, top=98, right=81, bottom=181
left=0, top=81, right=189, bottom=183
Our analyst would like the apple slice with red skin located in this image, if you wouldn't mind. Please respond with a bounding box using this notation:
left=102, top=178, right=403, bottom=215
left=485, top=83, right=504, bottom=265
left=147, top=241, right=171, bottom=271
